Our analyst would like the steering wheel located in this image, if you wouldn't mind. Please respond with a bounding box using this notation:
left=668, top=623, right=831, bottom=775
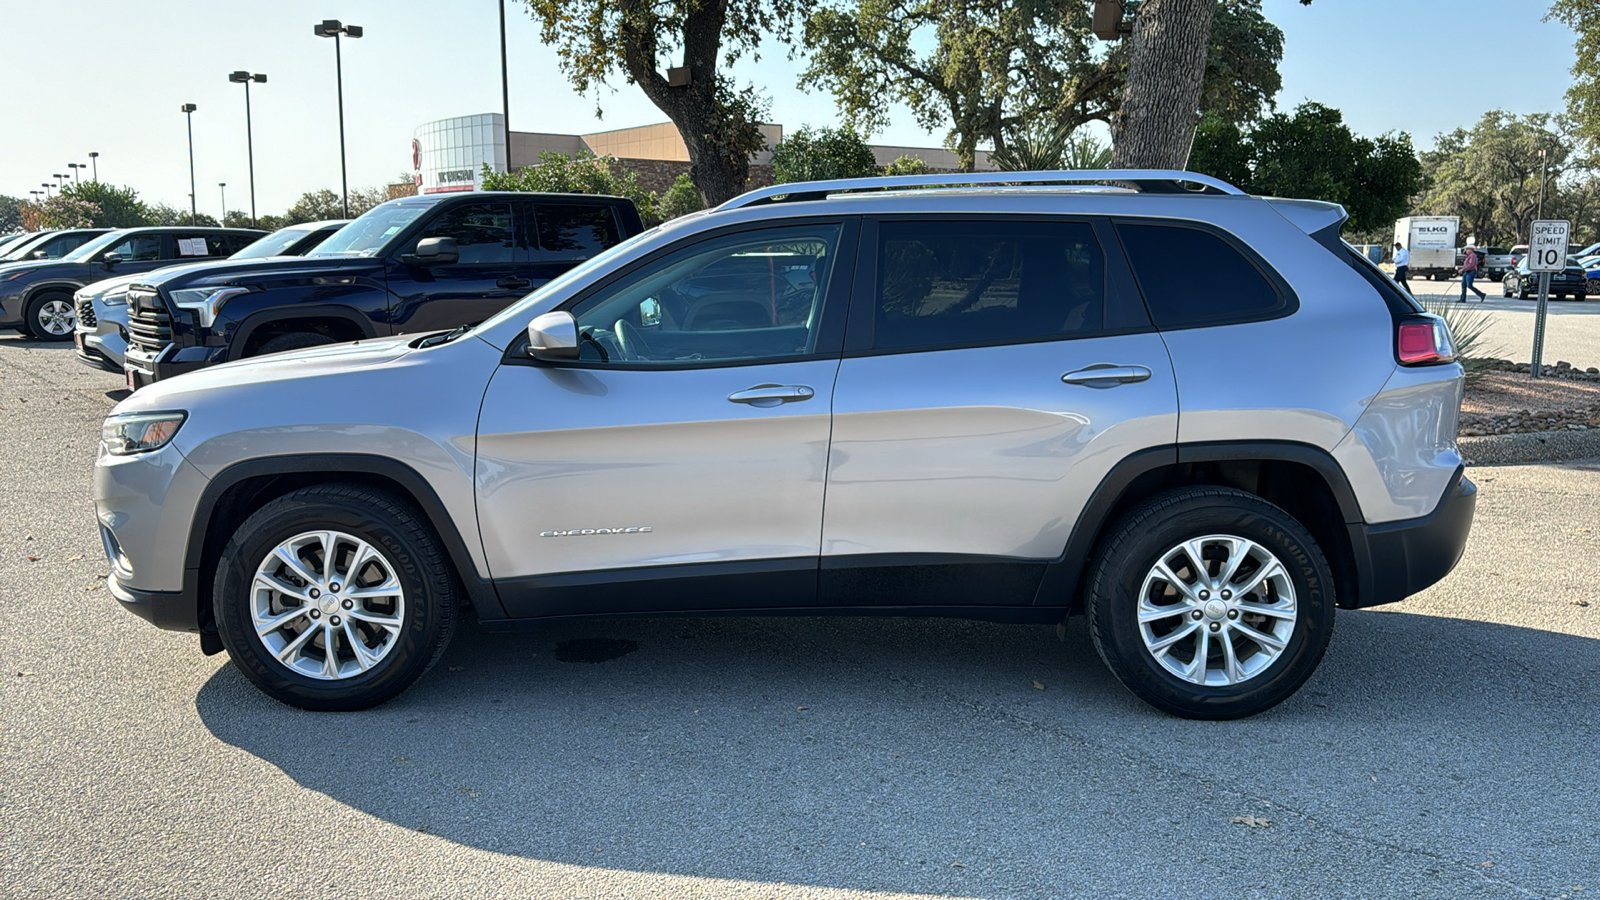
left=613, top=318, right=653, bottom=362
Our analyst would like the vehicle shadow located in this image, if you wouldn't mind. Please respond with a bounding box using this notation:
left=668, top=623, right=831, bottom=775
left=195, top=610, right=1600, bottom=895
left=0, top=333, right=77, bottom=349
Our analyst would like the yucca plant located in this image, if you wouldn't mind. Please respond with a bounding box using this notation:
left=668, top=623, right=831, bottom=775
left=991, top=123, right=1110, bottom=172
left=1422, top=298, right=1502, bottom=382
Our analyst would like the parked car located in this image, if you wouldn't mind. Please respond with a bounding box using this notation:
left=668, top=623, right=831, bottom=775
left=96, top=170, right=1475, bottom=719
left=1502, top=255, right=1587, bottom=300
left=74, top=221, right=349, bottom=371
left=0, top=233, right=30, bottom=255
left=0, top=227, right=264, bottom=340
left=1479, top=247, right=1513, bottom=281
left=1, top=228, right=111, bottom=263
left=1509, top=244, right=1530, bottom=266
left=1585, top=262, right=1600, bottom=296
left=123, top=193, right=643, bottom=387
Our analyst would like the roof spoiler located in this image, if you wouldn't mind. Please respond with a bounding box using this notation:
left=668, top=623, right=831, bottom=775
left=717, top=169, right=1248, bottom=211
left=1264, top=197, right=1348, bottom=236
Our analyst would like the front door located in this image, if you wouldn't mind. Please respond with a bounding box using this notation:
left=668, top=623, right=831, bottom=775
left=820, top=217, right=1179, bottom=605
left=385, top=199, right=530, bottom=334
left=475, top=220, right=856, bottom=618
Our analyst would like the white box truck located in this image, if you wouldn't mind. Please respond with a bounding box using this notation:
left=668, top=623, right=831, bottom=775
left=1394, top=216, right=1460, bottom=280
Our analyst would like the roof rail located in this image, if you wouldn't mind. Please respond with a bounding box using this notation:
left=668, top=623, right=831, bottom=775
left=716, top=169, right=1246, bottom=211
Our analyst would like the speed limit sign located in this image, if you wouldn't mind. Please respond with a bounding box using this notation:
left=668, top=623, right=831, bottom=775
left=1529, top=219, right=1570, bottom=272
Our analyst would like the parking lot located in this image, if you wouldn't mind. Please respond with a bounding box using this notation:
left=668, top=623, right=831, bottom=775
left=1408, top=277, right=1600, bottom=370
left=2, top=333, right=1598, bottom=898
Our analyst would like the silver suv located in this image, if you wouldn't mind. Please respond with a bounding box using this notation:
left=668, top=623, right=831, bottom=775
left=93, top=171, right=1476, bottom=718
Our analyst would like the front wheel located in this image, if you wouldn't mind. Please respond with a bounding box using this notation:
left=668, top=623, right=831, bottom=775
left=213, top=484, right=458, bottom=710
left=24, top=293, right=75, bottom=341
left=1086, top=487, right=1336, bottom=720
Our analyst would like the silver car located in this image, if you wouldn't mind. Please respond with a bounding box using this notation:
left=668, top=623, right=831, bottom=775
left=93, top=170, right=1476, bottom=718
left=73, top=274, right=140, bottom=371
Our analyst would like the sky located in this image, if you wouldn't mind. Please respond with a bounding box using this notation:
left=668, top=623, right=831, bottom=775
left=0, top=0, right=1582, bottom=217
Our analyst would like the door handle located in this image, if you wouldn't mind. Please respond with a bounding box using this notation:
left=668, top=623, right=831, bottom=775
left=497, top=277, right=532, bottom=290
left=1062, top=365, right=1153, bottom=386
left=728, top=384, right=816, bottom=407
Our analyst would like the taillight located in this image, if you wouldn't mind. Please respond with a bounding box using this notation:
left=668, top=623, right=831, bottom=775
left=1397, top=316, right=1456, bottom=365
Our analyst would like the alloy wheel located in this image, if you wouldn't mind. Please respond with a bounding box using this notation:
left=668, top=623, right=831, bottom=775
left=1136, top=534, right=1298, bottom=687
left=250, top=530, right=407, bottom=680
left=34, top=299, right=74, bottom=335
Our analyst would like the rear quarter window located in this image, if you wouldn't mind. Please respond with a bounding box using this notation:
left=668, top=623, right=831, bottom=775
left=1115, top=222, right=1289, bottom=329
left=536, top=204, right=621, bottom=263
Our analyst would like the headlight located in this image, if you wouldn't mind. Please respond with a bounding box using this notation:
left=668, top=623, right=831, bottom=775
left=103, top=290, right=128, bottom=307
left=170, top=286, right=251, bottom=328
left=101, top=411, right=187, bottom=456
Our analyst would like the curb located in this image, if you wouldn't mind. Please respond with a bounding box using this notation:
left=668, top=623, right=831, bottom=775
left=1459, top=429, right=1600, bottom=466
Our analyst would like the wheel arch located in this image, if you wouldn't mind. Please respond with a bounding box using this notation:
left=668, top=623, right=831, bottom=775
left=230, top=305, right=378, bottom=360
left=1034, top=441, right=1367, bottom=613
left=184, top=454, right=503, bottom=650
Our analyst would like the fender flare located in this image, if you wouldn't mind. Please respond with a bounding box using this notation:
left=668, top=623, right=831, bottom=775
left=228, top=305, right=380, bottom=360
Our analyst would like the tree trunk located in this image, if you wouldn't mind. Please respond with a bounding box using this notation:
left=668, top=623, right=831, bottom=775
left=1111, top=0, right=1218, bottom=170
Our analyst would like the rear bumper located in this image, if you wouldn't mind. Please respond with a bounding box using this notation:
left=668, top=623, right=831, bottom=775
left=1346, top=469, right=1476, bottom=609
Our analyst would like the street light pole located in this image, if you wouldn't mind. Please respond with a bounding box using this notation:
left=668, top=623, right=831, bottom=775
left=1538, top=146, right=1549, bottom=222
left=219, top=182, right=227, bottom=222
left=53, top=174, right=67, bottom=188
left=88, top=152, right=99, bottom=182
left=67, top=163, right=84, bottom=182
left=228, top=71, right=267, bottom=227
left=314, top=20, right=363, bottom=219
left=41, top=183, right=53, bottom=198
left=181, top=103, right=199, bottom=225
left=500, top=0, right=511, bottom=163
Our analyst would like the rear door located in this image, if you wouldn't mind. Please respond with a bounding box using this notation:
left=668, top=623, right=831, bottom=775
left=385, top=199, right=531, bottom=334
left=820, top=216, right=1179, bottom=605
left=528, top=200, right=623, bottom=286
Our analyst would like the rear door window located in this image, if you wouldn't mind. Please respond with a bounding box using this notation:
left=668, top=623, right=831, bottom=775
left=1115, top=222, right=1287, bottom=329
left=171, top=233, right=235, bottom=259
left=872, top=219, right=1106, bottom=350
left=109, top=234, right=163, bottom=261
left=536, top=204, right=621, bottom=263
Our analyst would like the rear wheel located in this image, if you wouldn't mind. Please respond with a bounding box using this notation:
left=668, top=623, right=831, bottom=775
left=213, top=484, right=458, bottom=710
left=1086, top=487, right=1336, bottom=720
left=23, top=293, right=74, bottom=341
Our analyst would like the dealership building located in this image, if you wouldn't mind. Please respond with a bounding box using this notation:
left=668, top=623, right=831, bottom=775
left=410, top=113, right=994, bottom=197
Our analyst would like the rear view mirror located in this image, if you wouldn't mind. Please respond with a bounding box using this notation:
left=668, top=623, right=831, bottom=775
left=526, top=310, right=579, bottom=360
left=409, top=236, right=458, bottom=265
left=639, top=297, right=662, bottom=328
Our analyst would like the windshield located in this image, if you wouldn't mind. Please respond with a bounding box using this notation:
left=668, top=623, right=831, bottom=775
left=1, top=233, right=52, bottom=261
left=62, top=231, right=127, bottom=262
left=231, top=228, right=314, bottom=260
left=307, top=203, right=430, bottom=257
left=473, top=226, right=661, bottom=335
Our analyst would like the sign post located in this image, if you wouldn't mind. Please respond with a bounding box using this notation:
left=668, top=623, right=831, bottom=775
left=1528, top=219, right=1570, bottom=379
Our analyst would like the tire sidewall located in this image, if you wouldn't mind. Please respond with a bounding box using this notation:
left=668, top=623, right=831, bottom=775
left=25, top=292, right=74, bottom=341
left=1093, top=495, right=1334, bottom=719
left=214, top=497, right=447, bottom=709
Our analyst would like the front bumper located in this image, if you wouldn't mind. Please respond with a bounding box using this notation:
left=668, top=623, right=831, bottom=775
left=1346, top=469, right=1477, bottom=608
left=95, top=443, right=212, bottom=629
left=106, top=572, right=198, bottom=631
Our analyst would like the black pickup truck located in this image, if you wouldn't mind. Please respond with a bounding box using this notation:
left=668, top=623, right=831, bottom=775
left=123, top=192, right=644, bottom=387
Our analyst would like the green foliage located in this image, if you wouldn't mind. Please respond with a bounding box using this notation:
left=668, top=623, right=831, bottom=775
left=146, top=202, right=219, bottom=227
left=1549, top=1, right=1600, bottom=148
left=771, top=126, right=880, bottom=183
left=801, top=0, right=1283, bottom=172
left=658, top=174, right=706, bottom=221
left=284, top=189, right=344, bottom=224
left=992, top=122, right=1112, bottom=171
left=482, top=153, right=661, bottom=225
left=22, top=195, right=99, bottom=229
left=1421, top=297, right=1502, bottom=382
left=0, top=195, right=23, bottom=232
left=883, top=155, right=930, bottom=176
left=1413, top=111, right=1584, bottom=246
left=521, top=0, right=792, bottom=204
left=59, top=181, right=151, bottom=228
left=1187, top=102, right=1423, bottom=233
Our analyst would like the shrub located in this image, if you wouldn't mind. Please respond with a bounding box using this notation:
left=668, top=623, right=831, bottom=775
left=1421, top=298, right=1502, bottom=382
left=483, top=152, right=660, bottom=225
left=771, top=126, right=879, bottom=184
left=658, top=174, right=705, bottom=222
left=883, top=155, right=930, bottom=177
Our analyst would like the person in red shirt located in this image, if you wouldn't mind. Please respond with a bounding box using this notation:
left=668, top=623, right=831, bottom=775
left=1460, top=245, right=1487, bottom=302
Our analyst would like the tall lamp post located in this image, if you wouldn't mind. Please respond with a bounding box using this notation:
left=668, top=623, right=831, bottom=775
left=41, top=183, right=54, bottom=198
left=67, top=163, right=85, bottom=182
left=219, top=182, right=227, bottom=222
left=499, top=0, right=511, bottom=159
left=88, top=151, right=99, bottom=182
left=53, top=174, right=67, bottom=188
left=28, top=190, right=43, bottom=204
left=181, top=103, right=199, bottom=225
left=228, top=70, right=267, bottom=227
left=313, top=20, right=363, bottom=218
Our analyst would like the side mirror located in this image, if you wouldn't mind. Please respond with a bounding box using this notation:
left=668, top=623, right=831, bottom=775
left=526, top=310, right=579, bottom=360
left=102, top=252, right=123, bottom=270
left=408, top=236, right=458, bottom=265
left=30, top=250, right=48, bottom=260
left=639, top=297, right=662, bottom=328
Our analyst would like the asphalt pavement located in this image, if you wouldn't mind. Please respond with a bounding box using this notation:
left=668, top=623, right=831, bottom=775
left=1, top=335, right=1598, bottom=899
left=1407, top=276, right=1600, bottom=371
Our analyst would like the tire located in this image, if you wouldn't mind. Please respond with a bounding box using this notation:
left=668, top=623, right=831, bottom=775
left=23, top=292, right=75, bottom=341
left=1587, top=277, right=1600, bottom=296
left=1085, top=487, right=1336, bottom=720
left=212, top=484, right=458, bottom=711
left=254, top=331, right=337, bottom=356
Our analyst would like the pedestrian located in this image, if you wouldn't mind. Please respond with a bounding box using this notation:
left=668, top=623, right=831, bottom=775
left=1460, top=244, right=1486, bottom=302
left=1393, top=242, right=1411, bottom=293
